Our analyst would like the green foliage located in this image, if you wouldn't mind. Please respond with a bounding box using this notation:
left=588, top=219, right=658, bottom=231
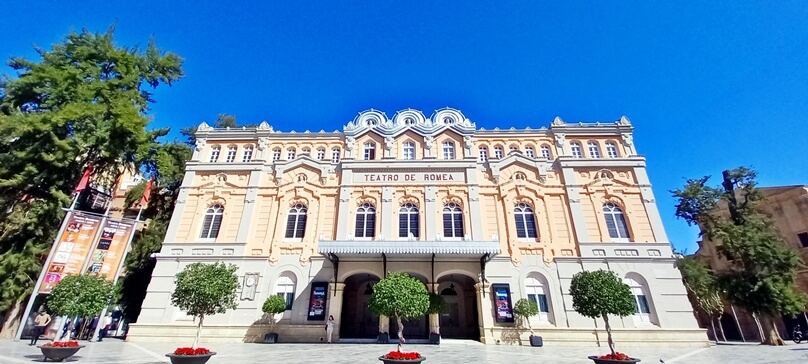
left=47, top=275, right=114, bottom=317
left=180, top=114, right=256, bottom=145
left=569, top=270, right=635, bottom=320
left=675, top=255, right=723, bottom=317
left=426, top=292, right=446, bottom=315
left=171, top=262, right=239, bottom=319
left=512, top=298, right=539, bottom=319
left=369, top=272, right=429, bottom=320
left=262, top=295, right=287, bottom=315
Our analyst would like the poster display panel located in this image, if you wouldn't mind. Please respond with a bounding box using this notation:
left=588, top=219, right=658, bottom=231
left=492, top=283, right=515, bottom=323
left=307, top=282, right=329, bottom=321
left=86, top=219, right=135, bottom=280
left=39, top=212, right=103, bottom=293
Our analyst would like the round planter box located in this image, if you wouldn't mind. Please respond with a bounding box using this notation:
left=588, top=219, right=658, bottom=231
left=38, top=345, right=85, bottom=362
left=165, top=352, right=217, bottom=364
left=378, top=356, right=426, bottom=364
left=587, top=356, right=641, bottom=364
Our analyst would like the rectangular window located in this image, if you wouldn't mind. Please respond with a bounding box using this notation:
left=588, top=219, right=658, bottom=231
left=525, top=147, right=535, bottom=158
left=331, top=149, right=341, bottom=163
left=634, top=295, right=650, bottom=314
left=443, top=214, right=463, bottom=238
left=316, top=149, right=325, bottom=160
left=799, top=232, right=808, bottom=248
left=442, top=142, right=455, bottom=159
left=363, top=143, right=375, bottom=160
left=527, top=294, right=549, bottom=313
left=272, top=150, right=281, bottom=161
left=355, top=214, right=375, bottom=238
left=399, top=213, right=419, bottom=238
left=287, top=149, right=296, bottom=160
left=403, top=143, right=415, bottom=160
left=225, top=146, right=237, bottom=163
left=285, top=215, right=306, bottom=239
left=479, top=148, right=488, bottom=162
left=242, top=146, right=254, bottom=162
left=494, top=147, right=503, bottom=159
left=209, top=147, right=221, bottom=163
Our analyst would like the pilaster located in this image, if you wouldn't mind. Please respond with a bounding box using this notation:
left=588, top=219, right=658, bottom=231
left=560, top=167, right=591, bottom=242
left=164, top=171, right=196, bottom=243
left=633, top=166, right=669, bottom=242
left=236, top=170, right=262, bottom=243
left=328, top=282, right=346, bottom=340
left=381, top=186, right=394, bottom=240
left=475, top=281, right=495, bottom=344
left=466, top=167, right=483, bottom=240
left=336, top=170, right=354, bottom=240
left=425, top=185, right=437, bottom=239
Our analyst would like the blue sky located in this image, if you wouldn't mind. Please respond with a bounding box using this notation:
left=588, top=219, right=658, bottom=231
left=3, top=1, right=807, bottom=253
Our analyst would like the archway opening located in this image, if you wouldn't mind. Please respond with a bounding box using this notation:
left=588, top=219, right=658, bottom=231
left=436, top=274, right=479, bottom=340
left=339, top=274, right=381, bottom=339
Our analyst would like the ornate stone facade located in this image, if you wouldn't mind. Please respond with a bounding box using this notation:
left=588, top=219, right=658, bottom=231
left=128, top=108, right=707, bottom=347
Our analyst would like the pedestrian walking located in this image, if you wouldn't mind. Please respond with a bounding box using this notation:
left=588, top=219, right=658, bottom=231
left=97, top=313, right=113, bottom=341
left=29, top=310, right=52, bottom=346
left=325, top=315, right=336, bottom=343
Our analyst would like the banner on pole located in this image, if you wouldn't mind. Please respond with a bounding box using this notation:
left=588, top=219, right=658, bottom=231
left=85, top=219, right=135, bottom=280
left=39, top=212, right=103, bottom=294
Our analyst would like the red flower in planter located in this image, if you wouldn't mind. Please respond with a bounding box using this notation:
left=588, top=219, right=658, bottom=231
left=598, top=352, right=632, bottom=361
left=382, top=351, right=422, bottom=360
left=173, top=347, right=211, bottom=356
left=42, top=341, right=80, bottom=348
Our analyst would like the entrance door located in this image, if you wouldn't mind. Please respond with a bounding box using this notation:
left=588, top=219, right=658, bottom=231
left=339, top=275, right=380, bottom=339
left=437, top=276, right=479, bottom=340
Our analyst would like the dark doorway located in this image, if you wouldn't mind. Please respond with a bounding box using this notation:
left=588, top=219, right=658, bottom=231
left=339, top=274, right=380, bottom=339
left=437, top=274, right=479, bottom=340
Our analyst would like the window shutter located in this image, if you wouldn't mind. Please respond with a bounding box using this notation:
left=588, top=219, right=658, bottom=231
left=525, top=214, right=537, bottom=238
left=515, top=214, right=526, bottom=238
left=615, top=214, right=630, bottom=239
left=295, top=215, right=307, bottom=238
left=538, top=294, right=549, bottom=313
left=442, top=214, right=453, bottom=237
left=398, top=214, right=409, bottom=238
left=200, top=215, right=214, bottom=238
left=285, top=214, right=297, bottom=238
left=365, top=213, right=376, bottom=237
left=355, top=214, right=366, bottom=237
left=453, top=213, right=463, bottom=237
left=209, top=215, right=223, bottom=238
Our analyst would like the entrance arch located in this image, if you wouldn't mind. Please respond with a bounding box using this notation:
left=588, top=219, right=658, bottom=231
left=339, top=274, right=381, bottom=339
left=436, top=274, right=479, bottom=340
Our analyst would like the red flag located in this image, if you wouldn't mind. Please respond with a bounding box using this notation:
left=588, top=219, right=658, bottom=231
left=74, top=165, right=93, bottom=193
left=139, top=178, right=154, bottom=206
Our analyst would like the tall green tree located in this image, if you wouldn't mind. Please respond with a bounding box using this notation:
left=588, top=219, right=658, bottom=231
left=672, top=167, right=806, bottom=345
left=0, top=26, right=183, bottom=338
left=675, top=254, right=725, bottom=341
left=369, top=272, right=429, bottom=347
left=171, top=262, right=239, bottom=349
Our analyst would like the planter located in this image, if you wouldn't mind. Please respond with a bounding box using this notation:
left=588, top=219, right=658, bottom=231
left=587, top=356, right=641, bottom=364
left=529, top=335, right=543, bottom=347
left=165, top=352, right=217, bottom=364
left=428, top=333, right=440, bottom=345
left=263, top=333, right=278, bottom=343
left=38, top=345, right=85, bottom=362
left=378, top=356, right=427, bottom=364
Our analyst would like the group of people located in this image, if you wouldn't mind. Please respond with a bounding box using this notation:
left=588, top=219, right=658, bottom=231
left=28, top=310, right=116, bottom=345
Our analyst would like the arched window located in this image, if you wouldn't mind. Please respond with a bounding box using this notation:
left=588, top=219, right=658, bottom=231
left=570, top=142, right=583, bottom=158
left=404, top=117, right=415, bottom=125
left=287, top=148, right=296, bottom=160
left=355, top=203, right=376, bottom=238
left=603, top=202, right=631, bottom=241
left=587, top=141, right=601, bottom=158
left=493, top=146, right=504, bottom=159
left=316, top=148, right=326, bottom=160
left=302, top=147, right=311, bottom=156
left=625, top=276, right=654, bottom=325
left=285, top=204, right=307, bottom=239
left=605, top=141, right=619, bottom=158
left=513, top=172, right=527, bottom=181
left=509, top=145, right=519, bottom=154
left=399, top=203, right=419, bottom=239
left=525, top=146, right=535, bottom=158
left=479, top=146, right=489, bottom=162
left=540, top=145, right=552, bottom=161
left=242, top=145, right=254, bottom=162
left=209, top=146, right=221, bottom=163
left=442, top=141, right=456, bottom=159
left=225, top=146, right=238, bottom=163
left=403, top=141, right=415, bottom=160
left=275, top=275, right=296, bottom=310
left=363, top=142, right=376, bottom=160
left=525, top=276, right=551, bottom=322
left=515, top=203, right=538, bottom=239
left=331, top=148, right=341, bottom=164
left=200, top=204, right=224, bottom=239
left=442, top=203, right=464, bottom=238
left=272, top=148, right=281, bottom=162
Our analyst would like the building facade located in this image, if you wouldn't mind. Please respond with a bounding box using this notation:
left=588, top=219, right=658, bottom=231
left=127, top=108, right=706, bottom=347
left=693, top=185, right=808, bottom=342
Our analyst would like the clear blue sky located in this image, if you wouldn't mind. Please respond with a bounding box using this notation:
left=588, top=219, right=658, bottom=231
left=3, top=1, right=807, bottom=253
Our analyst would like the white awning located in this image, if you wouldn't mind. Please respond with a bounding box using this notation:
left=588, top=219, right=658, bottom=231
left=318, top=240, right=500, bottom=258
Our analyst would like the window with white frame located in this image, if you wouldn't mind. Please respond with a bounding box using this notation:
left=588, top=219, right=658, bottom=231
left=302, top=147, right=311, bottom=156
left=625, top=276, right=653, bottom=324
left=479, top=146, right=489, bottom=162
left=587, top=141, right=601, bottom=158
left=272, top=149, right=281, bottom=162
left=355, top=203, right=376, bottom=238
left=225, top=146, right=237, bottom=163
left=509, top=145, right=519, bottom=154
left=525, top=146, right=535, bottom=158
left=331, top=148, right=341, bottom=163
left=242, top=146, right=254, bottom=162
left=275, top=275, right=296, bottom=310
left=287, top=148, right=296, bottom=160
left=199, top=204, right=224, bottom=239
left=540, top=145, right=552, bottom=160
left=570, top=142, right=583, bottom=158
left=514, top=203, right=538, bottom=239
left=209, top=146, right=221, bottom=163
left=399, top=203, right=419, bottom=239
left=525, top=276, right=551, bottom=322
left=363, top=142, right=376, bottom=160
left=493, top=146, right=503, bottom=159
left=316, top=148, right=326, bottom=160
left=442, top=203, right=464, bottom=238
left=605, top=141, right=619, bottom=158
left=442, top=141, right=456, bottom=159
left=284, top=204, right=307, bottom=239
left=603, top=202, right=631, bottom=241
left=403, top=141, right=415, bottom=160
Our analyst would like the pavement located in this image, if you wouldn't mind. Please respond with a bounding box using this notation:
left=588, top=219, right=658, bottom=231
left=1, top=339, right=808, bottom=363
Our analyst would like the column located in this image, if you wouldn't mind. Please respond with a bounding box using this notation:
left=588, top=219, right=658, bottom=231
left=633, top=166, right=669, bottom=242
left=381, top=186, right=394, bottom=240
left=236, top=169, right=262, bottom=243
left=425, top=185, right=437, bottom=239
left=336, top=170, right=354, bottom=240
left=560, top=167, right=591, bottom=242
left=379, top=315, right=390, bottom=334
left=329, top=283, right=346, bottom=341
left=164, top=171, right=196, bottom=243
left=475, top=282, right=495, bottom=344
left=466, top=167, right=484, bottom=240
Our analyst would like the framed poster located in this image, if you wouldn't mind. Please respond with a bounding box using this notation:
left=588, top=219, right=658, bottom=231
left=39, top=212, right=103, bottom=294
left=307, top=282, right=328, bottom=321
left=491, top=283, right=515, bottom=323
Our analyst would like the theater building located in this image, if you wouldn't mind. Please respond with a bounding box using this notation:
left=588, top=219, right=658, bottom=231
left=127, top=108, right=707, bottom=347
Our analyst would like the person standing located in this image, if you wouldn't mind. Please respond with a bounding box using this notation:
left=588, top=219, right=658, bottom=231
left=97, top=313, right=113, bottom=341
left=325, top=315, right=336, bottom=343
left=29, top=310, right=52, bottom=345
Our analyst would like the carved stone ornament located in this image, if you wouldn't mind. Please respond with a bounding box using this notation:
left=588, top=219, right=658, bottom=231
left=345, top=136, right=356, bottom=152
left=257, top=137, right=269, bottom=151
left=240, top=273, right=259, bottom=301
left=463, top=135, right=474, bottom=149
left=423, top=135, right=434, bottom=150
left=384, top=136, right=394, bottom=151
left=554, top=133, right=566, bottom=148
left=195, top=138, right=206, bottom=151
left=621, top=132, right=634, bottom=147
left=552, top=116, right=565, bottom=126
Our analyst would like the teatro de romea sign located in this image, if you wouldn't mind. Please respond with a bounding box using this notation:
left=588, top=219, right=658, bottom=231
left=353, top=171, right=466, bottom=184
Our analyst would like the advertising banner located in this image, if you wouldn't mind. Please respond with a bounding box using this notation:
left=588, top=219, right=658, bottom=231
left=492, top=283, right=515, bottom=323
left=85, top=219, right=135, bottom=280
left=38, top=212, right=103, bottom=294
left=307, top=282, right=329, bottom=321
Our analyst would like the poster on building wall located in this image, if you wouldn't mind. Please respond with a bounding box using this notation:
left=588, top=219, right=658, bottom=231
left=492, top=283, right=515, bottom=323
left=38, top=212, right=103, bottom=294
left=85, top=219, right=135, bottom=280
left=307, top=282, right=329, bottom=321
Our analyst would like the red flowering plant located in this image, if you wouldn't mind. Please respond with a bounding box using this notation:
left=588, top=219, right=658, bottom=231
left=598, top=352, right=632, bottom=361
left=42, top=341, right=80, bottom=348
left=381, top=351, right=422, bottom=361
left=173, top=347, right=212, bottom=356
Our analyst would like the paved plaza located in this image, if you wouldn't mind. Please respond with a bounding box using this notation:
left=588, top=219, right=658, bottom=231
left=1, top=340, right=808, bottom=363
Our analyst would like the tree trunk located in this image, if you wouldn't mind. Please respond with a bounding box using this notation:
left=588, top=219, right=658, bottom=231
left=763, top=315, right=784, bottom=346
left=396, top=315, right=405, bottom=352
left=193, top=315, right=204, bottom=349
left=525, top=315, right=534, bottom=336
left=709, top=318, right=718, bottom=342
left=603, top=314, right=615, bottom=356
left=752, top=313, right=765, bottom=343
left=716, top=314, right=727, bottom=342
left=0, top=300, right=23, bottom=339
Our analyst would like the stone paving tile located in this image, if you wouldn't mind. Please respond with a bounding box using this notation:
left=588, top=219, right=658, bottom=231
left=2, top=340, right=808, bottom=363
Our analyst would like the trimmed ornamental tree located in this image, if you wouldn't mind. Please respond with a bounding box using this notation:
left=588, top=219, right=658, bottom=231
left=47, top=274, right=115, bottom=339
left=569, top=270, right=635, bottom=358
left=262, top=294, right=287, bottom=335
left=170, top=262, right=239, bottom=348
left=512, top=298, right=539, bottom=337
left=369, top=272, right=429, bottom=348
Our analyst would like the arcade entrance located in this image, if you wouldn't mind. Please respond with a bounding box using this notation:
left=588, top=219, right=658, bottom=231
left=339, top=274, right=381, bottom=339
left=436, top=274, right=479, bottom=340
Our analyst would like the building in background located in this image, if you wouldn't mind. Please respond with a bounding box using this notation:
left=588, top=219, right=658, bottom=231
left=127, top=108, right=707, bottom=347
left=692, top=185, right=808, bottom=342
